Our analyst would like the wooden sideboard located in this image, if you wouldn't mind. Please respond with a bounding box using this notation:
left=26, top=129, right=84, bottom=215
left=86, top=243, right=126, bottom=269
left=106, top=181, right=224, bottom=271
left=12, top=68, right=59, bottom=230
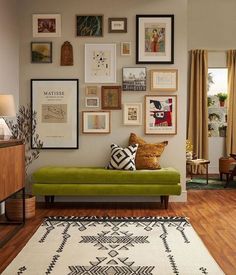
left=0, top=140, right=25, bottom=247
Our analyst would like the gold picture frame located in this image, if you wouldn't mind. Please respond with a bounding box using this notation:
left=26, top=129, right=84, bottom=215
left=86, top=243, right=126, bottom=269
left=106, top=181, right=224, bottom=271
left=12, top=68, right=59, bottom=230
left=151, top=69, right=178, bottom=92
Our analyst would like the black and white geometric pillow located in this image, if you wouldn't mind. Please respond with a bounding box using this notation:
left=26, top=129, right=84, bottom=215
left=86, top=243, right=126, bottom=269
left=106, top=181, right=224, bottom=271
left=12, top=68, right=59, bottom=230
left=107, top=143, right=138, bottom=171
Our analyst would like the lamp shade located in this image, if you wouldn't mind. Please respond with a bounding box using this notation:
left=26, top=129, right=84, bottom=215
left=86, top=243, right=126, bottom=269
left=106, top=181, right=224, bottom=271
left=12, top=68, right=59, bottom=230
left=0, top=94, right=16, bottom=117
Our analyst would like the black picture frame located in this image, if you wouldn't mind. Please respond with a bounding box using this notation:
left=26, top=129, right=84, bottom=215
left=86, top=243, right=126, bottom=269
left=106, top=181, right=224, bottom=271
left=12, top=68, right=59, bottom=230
left=136, top=14, right=174, bottom=64
left=76, top=15, right=103, bottom=37
left=31, top=42, right=52, bottom=63
left=31, top=79, right=79, bottom=149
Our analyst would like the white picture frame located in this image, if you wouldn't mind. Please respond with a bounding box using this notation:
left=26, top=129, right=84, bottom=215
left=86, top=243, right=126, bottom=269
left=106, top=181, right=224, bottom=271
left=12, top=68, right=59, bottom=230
left=82, top=111, right=111, bottom=134
left=123, top=103, right=142, bottom=125
left=85, top=44, right=116, bottom=83
left=32, top=14, right=61, bottom=37
left=151, top=69, right=178, bottom=92
left=85, top=97, right=100, bottom=108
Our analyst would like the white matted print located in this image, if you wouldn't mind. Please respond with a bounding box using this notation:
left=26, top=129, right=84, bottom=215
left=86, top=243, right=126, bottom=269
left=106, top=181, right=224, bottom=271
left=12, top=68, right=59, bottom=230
left=85, top=97, right=99, bottom=108
left=85, top=86, right=99, bottom=96
left=85, top=44, right=116, bottom=83
left=151, top=69, right=178, bottom=91
left=82, top=111, right=111, bottom=134
left=123, top=103, right=142, bottom=125
left=121, top=42, right=131, bottom=56
left=145, top=95, right=177, bottom=135
left=32, top=14, right=61, bottom=37
left=122, top=67, right=146, bottom=91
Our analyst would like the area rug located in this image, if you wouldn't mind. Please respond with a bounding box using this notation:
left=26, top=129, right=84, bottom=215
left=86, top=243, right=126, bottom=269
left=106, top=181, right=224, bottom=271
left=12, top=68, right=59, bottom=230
left=2, top=216, right=224, bottom=275
left=187, top=177, right=236, bottom=190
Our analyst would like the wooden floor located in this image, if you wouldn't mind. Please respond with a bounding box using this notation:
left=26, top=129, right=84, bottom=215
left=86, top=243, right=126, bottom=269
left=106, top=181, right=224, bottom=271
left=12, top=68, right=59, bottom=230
left=0, top=190, right=236, bottom=274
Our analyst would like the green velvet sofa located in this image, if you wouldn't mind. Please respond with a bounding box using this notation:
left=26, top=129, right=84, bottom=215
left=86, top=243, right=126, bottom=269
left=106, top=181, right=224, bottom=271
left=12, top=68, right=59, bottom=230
left=32, top=166, right=181, bottom=209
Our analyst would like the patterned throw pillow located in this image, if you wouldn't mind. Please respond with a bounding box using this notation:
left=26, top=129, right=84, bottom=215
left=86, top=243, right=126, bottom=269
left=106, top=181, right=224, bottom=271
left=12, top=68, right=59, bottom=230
left=107, top=143, right=138, bottom=171
left=129, top=133, right=168, bottom=170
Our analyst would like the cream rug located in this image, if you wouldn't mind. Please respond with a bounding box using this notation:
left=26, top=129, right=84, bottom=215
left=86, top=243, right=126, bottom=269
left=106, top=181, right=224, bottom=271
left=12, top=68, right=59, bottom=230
left=3, top=216, right=224, bottom=275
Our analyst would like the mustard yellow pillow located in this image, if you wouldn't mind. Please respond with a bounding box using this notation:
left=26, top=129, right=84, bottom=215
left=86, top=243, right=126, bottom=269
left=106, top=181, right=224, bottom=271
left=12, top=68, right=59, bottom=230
left=128, top=133, right=168, bottom=170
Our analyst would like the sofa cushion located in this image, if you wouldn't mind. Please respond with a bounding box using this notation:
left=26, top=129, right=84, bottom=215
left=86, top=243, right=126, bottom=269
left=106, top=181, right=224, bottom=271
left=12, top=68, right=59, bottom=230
left=107, top=143, right=138, bottom=171
left=32, top=167, right=180, bottom=185
left=129, top=133, right=168, bottom=170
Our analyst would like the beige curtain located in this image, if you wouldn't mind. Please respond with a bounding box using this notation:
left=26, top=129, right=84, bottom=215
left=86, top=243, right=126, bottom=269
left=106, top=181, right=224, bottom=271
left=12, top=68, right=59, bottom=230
left=187, top=50, right=208, bottom=173
left=226, top=50, right=236, bottom=155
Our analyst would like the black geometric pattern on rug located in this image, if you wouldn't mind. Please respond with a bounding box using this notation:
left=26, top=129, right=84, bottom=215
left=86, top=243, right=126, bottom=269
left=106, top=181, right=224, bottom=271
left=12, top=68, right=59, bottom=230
left=17, top=266, right=27, bottom=274
left=107, top=143, right=138, bottom=170
left=45, top=254, right=60, bottom=275
left=199, top=267, right=209, bottom=274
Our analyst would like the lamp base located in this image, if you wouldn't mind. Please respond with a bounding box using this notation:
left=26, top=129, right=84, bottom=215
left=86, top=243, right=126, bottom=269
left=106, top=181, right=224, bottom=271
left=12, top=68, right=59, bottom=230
left=0, top=118, right=12, bottom=140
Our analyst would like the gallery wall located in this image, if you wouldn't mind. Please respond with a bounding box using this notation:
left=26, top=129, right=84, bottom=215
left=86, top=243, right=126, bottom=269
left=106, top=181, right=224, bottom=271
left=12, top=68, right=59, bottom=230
left=19, top=0, right=188, bottom=201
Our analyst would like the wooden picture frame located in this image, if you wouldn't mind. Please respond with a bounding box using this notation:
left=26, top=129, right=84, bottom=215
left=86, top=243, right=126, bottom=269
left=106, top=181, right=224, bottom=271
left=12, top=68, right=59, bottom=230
left=32, top=14, right=61, bottom=37
left=76, top=15, right=103, bottom=37
left=145, top=95, right=177, bottom=135
left=122, top=67, right=147, bottom=91
left=85, top=44, right=116, bottom=83
left=82, top=111, right=111, bottom=134
left=123, top=103, right=142, bottom=125
left=31, top=42, right=52, bottom=63
left=85, top=86, right=99, bottom=97
left=31, top=79, right=79, bottom=149
left=108, top=17, right=127, bottom=33
left=121, top=42, right=131, bottom=56
left=85, top=97, right=100, bottom=108
left=101, top=86, right=121, bottom=110
left=151, top=69, right=178, bottom=92
left=136, top=14, right=174, bottom=64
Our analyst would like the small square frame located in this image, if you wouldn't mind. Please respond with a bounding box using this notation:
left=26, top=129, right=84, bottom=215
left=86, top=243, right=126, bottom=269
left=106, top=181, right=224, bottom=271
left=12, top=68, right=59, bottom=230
left=31, top=42, right=52, bottom=63
left=123, top=103, right=142, bottom=125
left=85, top=86, right=99, bottom=97
left=121, top=42, right=131, bottom=56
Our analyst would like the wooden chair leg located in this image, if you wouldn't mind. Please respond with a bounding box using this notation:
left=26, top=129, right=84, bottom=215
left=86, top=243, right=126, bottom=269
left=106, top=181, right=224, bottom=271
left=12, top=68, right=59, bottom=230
left=220, top=172, right=223, bottom=181
left=163, top=196, right=169, bottom=209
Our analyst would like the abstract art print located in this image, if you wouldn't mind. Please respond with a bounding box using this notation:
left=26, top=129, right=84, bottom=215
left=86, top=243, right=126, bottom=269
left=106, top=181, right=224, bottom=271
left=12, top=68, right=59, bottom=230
left=76, top=15, right=103, bottom=37
left=85, top=44, right=116, bottom=83
left=122, top=67, right=147, bottom=91
left=32, top=14, right=61, bottom=37
left=136, top=15, right=174, bottom=64
left=31, top=42, right=52, bottom=63
left=82, top=111, right=110, bottom=134
left=31, top=79, right=79, bottom=149
left=145, top=95, right=177, bottom=134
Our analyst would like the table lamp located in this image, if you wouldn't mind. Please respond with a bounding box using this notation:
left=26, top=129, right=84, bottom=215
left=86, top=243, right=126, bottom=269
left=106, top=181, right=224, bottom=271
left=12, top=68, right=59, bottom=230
left=0, top=94, right=16, bottom=140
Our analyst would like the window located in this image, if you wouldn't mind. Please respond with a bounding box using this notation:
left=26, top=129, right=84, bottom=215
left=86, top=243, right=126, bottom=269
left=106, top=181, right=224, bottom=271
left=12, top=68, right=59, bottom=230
left=208, top=68, right=228, bottom=137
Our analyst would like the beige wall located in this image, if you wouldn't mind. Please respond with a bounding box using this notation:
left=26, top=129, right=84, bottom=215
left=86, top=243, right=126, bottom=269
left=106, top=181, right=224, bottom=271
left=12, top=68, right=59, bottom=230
left=0, top=0, right=19, bottom=105
left=19, top=0, right=187, bottom=201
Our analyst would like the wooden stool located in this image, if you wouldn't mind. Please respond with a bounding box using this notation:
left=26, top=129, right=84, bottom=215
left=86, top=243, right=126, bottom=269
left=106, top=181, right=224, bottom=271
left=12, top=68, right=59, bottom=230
left=219, top=157, right=235, bottom=182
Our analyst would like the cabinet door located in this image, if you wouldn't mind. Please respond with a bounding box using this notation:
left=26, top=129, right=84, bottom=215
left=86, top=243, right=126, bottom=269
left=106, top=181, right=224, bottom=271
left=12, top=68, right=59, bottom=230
left=0, top=144, right=25, bottom=201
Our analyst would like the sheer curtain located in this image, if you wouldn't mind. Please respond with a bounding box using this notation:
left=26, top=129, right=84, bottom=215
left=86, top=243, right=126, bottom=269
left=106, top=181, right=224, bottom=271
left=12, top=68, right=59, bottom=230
left=226, top=50, right=236, bottom=155
left=187, top=50, right=208, bottom=172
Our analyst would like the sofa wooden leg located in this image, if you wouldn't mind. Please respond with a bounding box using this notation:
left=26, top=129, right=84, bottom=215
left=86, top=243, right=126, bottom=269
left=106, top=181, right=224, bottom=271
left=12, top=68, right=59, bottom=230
left=50, top=196, right=55, bottom=203
left=160, top=196, right=164, bottom=205
left=163, top=196, right=169, bottom=209
left=45, top=196, right=50, bottom=203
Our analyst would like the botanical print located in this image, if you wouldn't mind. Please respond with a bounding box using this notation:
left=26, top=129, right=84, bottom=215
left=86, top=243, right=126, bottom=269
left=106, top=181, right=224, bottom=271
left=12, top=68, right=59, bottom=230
left=145, top=23, right=166, bottom=54
left=103, top=89, right=118, bottom=108
left=92, top=50, right=110, bottom=77
left=87, top=114, right=105, bottom=129
left=31, top=43, right=52, bottom=63
left=76, top=16, right=103, bottom=37
left=123, top=67, right=146, bottom=91
left=128, top=107, right=138, bottom=121
left=41, top=104, right=67, bottom=123
left=38, top=18, right=56, bottom=33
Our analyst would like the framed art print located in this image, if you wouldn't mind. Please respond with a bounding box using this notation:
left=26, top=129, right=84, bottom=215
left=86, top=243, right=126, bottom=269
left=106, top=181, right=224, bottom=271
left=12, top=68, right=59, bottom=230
left=31, top=42, right=52, bottom=63
left=108, top=17, right=127, bottom=33
left=145, top=95, right=177, bottom=135
left=121, top=42, right=131, bottom=56
left=82, top=111, right=111, bottom=134
left=122, top=67, right=147, bottom=91
left=76, top=15, right=103, bottom=37
left=123, top=103, right=142, bottom=125
left=32, top=14, right=61, bottom=37
left=85, top=44, right=116, bottom=83
left=101, top=86, right=121, bottom=110
left=136, top=14, right=174, bottom=64
left=85, top=97, right=99, bottom=108
left=85, top=86, right=99, bottom=97
left=151, top=69, right=178, bottom=91
left=31, top=79, right=79, bottom=149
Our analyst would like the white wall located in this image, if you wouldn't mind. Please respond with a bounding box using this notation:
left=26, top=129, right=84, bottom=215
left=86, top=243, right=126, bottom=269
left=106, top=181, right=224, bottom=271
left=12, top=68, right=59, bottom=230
left=19, top=0, right=187, bottom=201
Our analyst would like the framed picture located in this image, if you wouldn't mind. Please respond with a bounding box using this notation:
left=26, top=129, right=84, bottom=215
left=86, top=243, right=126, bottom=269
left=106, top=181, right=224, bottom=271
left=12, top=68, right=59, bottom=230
left=31, top=79, right=79, bottom=149
left=108, top=17, right=127, bottom=33
left=85, top=44, right=116, bottom=83
left=151, top=69, right=178, bottom=92
left=32, top=14, right=61, bottom=37
left=101, top=86, right=121, bottom=110
left=85, top=97, right=99, bottom=108
left=145, top=95, right=177, bottom=135
left=122, top=67, right=147, bottom=91
left=123, top=103, right=142, bottom=125
left=85, top=86, right=99, bottom=97
left=31, top=42, right=52, bottom=63
left=76, top=15, right=103, bottom=37
left=121, top=42, right=131, bottom=56
left=136, top=14, right=174, bottom=64
left=82, top=111, right=111, bottom=134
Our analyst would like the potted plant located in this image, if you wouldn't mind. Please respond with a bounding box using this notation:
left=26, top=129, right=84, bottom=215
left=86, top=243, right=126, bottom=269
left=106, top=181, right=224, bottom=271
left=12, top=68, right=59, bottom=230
left=217, top=93, right=228, bottom=107
left=5, top=105, right=43, bottom=220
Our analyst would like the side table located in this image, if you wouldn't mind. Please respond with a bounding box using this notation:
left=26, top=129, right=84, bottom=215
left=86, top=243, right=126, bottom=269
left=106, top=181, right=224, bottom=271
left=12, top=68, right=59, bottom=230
left=186, top=159, right=210, bottom=184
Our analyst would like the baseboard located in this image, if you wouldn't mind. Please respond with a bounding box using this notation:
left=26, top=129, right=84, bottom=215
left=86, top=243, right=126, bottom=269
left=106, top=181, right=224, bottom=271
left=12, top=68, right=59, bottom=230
left=36, top=191, right=187, bottom=203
